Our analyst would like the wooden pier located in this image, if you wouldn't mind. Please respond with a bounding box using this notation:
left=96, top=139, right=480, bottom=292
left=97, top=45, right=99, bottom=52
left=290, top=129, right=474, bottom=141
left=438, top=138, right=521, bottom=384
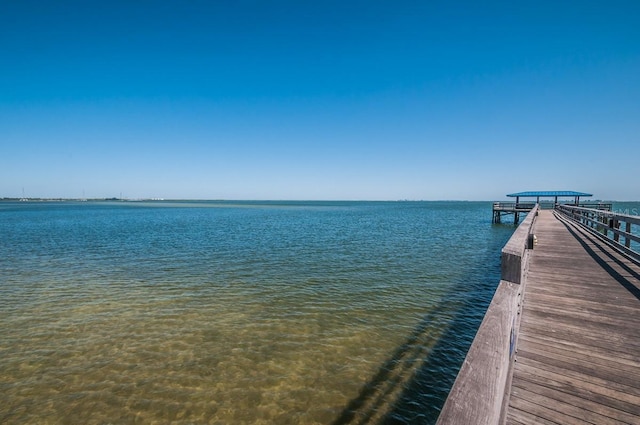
left=492, top=190, right=612, bottom=225
left=438, top=204, right=640, bottom=424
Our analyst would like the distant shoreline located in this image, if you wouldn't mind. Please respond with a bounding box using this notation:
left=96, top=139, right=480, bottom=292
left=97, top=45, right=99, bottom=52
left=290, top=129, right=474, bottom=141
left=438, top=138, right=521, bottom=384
left=2, top=198, right=635, bottom=203
left=2, top=197, right=129, bottom=202
left=1, top=197, right=165, bottom=202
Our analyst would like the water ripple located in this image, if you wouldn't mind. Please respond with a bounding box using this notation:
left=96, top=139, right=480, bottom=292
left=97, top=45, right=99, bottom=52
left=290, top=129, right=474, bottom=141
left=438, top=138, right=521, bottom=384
left=0, top=201, right=514, bottom=424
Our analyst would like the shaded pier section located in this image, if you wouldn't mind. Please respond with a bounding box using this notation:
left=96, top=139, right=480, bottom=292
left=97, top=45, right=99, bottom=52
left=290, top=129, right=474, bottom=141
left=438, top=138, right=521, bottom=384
left=438, top=207, right=640, bottom=424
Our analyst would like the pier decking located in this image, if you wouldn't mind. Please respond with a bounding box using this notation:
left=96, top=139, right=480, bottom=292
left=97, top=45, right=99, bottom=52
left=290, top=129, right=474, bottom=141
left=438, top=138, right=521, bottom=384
left=438, top=206, right=640, bottom=425
left=506, top=210, right=640, bottom=424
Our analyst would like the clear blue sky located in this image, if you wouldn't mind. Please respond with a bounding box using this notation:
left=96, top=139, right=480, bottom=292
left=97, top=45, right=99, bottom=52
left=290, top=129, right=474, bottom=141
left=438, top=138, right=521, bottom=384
left=1, top=1, right=639, bottom=200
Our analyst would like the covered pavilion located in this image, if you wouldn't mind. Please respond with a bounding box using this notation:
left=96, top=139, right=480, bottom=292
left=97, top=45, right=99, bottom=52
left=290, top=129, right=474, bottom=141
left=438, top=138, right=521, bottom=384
left=493, top=191, right=608, bottom=224
left=506, top=190, right=593, bottom=206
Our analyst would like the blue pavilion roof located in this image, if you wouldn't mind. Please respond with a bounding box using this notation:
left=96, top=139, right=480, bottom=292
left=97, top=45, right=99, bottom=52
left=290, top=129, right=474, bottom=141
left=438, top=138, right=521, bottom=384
left=507, top=191, right=593, bottom=198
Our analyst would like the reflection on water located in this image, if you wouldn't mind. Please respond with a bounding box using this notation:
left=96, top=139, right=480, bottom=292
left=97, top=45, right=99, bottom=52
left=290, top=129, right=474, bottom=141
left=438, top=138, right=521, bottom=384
left=0, top=201, right=514, bottom=424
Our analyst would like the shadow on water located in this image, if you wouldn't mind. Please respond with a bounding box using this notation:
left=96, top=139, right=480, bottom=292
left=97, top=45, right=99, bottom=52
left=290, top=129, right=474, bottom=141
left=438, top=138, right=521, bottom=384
left=331, top=287, right=484, bottom=425
left=330, top=302, right=460, bottom=425
left=332, top=223, right=514, bottom=425
left=378, top=301, right=482, bottom=425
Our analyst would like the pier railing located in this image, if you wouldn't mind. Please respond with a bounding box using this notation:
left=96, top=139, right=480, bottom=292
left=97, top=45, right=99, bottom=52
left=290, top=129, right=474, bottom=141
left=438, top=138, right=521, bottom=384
left=492, top=202, right=537, bottom=211
left=500, top=204, right=539, bottom=284
left=493, top=201, right=612, bottom=224
left=494, top=201, right=612, bottom=211
left=437, top=205, right=539, bottom=424
left=555, top=204, right=640, bottom=261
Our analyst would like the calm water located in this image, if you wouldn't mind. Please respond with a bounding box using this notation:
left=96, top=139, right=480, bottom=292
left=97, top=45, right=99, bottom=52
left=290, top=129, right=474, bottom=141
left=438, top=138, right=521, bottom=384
left=0, top=201, right=515, bottom=424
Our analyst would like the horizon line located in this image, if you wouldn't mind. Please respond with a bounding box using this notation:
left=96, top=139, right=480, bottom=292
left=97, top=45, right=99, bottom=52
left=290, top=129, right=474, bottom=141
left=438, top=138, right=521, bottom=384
left=2, top=197, right=634, bottom=203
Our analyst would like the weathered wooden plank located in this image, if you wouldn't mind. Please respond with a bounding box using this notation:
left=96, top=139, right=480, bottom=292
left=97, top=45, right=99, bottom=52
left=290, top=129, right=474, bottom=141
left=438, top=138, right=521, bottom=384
left=527, top=252, right=640, bottom=281
left=507, top=408, right=561, bottom=425
left=524, top=289, right=640, bottom=324
left=510, top=385, right=631, bottom=425
left=521, top=283, right=640, bottom=309
left=522, top=289, right=638, bottom=309
left=518, top=313, right=638, bottom=345
left=525, top=273, right=640, bottom=294
left=518, top=309, right=640, bottom=350
left=515, top=345, right=640, bottom=391
left=517, top=315, right=640, bottom=353
left=520, top=300, right=640, bottom=327
left=516, top=355, right=640, bottom=401
left=513, top=361, right=640, bottom=417
left=520, top=292, right=640, bottom=319
left=521, top=303, right=640, bottom=333
left=523, top=283, right=639, bottom=308
left=518, top=333, right=640, bottom=368
left=508, top=391, right=598, bottom=425
left=517, top=338, right=639, bottom=374
left=518, top=321, right=640, bottom=358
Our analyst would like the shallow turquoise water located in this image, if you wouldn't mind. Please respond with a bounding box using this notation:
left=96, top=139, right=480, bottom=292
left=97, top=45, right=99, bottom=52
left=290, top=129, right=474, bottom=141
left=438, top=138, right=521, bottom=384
left=0, top=201, right=515, bottom=424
